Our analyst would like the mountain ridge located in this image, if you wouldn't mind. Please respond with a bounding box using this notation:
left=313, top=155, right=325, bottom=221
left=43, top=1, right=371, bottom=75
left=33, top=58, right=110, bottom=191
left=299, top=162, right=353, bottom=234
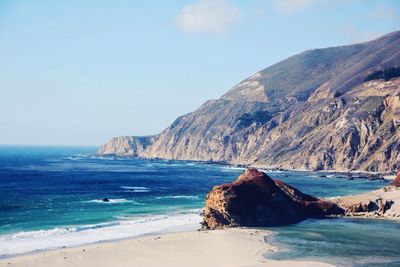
left=98, top=31, right=400, bottom=172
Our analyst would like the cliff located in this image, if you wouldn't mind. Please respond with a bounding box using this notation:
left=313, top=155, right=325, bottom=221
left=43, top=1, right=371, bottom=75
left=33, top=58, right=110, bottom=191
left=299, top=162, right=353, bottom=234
left=98, top=31, right=400, bottom=172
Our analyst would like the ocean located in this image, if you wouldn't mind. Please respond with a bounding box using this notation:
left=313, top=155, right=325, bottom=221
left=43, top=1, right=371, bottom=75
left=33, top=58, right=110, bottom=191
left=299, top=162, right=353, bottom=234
left=0, top=146, right=399, bottom=266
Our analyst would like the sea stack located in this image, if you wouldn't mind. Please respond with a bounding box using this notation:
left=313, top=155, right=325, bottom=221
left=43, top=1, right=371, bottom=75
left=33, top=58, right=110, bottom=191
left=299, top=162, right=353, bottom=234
left=202, top=168, right=344, bottom=229
left=391, top=172, right=400, bottom=187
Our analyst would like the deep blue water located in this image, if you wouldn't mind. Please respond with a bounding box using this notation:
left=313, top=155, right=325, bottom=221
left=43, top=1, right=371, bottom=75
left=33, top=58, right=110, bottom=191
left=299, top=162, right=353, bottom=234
left=0, top=145, right=399, bottom=265
left=0, top=146, right=229, bottom=234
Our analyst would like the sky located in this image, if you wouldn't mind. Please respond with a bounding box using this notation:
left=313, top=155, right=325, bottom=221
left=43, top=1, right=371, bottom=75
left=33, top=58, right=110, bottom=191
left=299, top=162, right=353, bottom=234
left=0, top=0, right=399, bottom=146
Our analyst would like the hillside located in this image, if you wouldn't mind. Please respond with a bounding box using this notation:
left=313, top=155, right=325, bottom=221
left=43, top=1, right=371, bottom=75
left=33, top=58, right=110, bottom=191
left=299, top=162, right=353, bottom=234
left=98, top=31, right=400, bottom=172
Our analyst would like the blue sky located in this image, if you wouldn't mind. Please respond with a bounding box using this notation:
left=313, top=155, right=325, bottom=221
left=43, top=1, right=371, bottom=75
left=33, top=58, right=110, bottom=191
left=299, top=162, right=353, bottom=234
left=0, top=0, right=399, bottom=146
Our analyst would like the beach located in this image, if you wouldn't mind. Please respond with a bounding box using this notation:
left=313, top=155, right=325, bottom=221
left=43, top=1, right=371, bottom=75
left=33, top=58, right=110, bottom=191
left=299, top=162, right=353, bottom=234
left=0, top=228, right=333, bottom=267
left=2, top=148, right=399, bottom=266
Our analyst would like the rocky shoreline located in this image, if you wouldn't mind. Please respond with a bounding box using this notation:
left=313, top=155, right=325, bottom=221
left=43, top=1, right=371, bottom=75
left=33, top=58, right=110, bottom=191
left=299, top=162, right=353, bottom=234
left=202, top=168, right=400, bottom=229
left=96, top=155, right=393, bottom=181
left=332, top=174, right=400, bottom=220
left=246, top=164, right=389, bottom=181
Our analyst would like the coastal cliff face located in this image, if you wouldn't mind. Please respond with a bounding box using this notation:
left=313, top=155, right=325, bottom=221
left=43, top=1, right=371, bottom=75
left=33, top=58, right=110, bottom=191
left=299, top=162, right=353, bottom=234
left=98, top=31, right=400, bottom=172
left=97, top=136, right=155, bottom=157
left=202, top=168, right=343, bottom=229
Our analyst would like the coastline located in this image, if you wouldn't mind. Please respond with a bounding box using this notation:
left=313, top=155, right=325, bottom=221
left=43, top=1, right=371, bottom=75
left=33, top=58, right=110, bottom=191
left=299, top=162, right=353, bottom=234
left=0, top=228, right=333, bottom=267
left=1, top=152, right=397, bottom=266
left=97, top=155, right=394, bottom=178
left=0, top=210, right=203, bottom=258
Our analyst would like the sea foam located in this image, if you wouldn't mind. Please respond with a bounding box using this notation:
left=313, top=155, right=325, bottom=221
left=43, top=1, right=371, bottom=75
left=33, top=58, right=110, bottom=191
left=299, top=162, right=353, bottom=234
left=86, top=198, right=136, bottom=204
left=155, top=195, right=200, bottom=200
left=120, top=186, right=152, bottom=193
left=0, top=210, right=202, bottom=257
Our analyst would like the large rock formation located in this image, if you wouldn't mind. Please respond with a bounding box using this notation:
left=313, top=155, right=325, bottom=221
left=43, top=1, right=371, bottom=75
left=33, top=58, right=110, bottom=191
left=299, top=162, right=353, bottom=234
left=391, top=172, right=400, bottom=187
left=202, top=168, right=400, bottom=229
left=98, top=31, right=400, bottom=172
left=202, top=168, right=344, bottom=229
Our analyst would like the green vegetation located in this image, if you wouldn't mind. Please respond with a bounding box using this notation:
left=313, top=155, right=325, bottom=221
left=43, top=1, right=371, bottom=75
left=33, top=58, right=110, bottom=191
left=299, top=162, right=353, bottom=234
left=364, top=67, right=400, bottom=82
left=237, top=110, right=272, bottom=128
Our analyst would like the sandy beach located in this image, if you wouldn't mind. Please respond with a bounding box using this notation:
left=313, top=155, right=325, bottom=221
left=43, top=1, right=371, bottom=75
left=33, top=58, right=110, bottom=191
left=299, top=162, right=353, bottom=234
left=333, top=185, right=400, bottom=219
left=0, top=228, right=333, bottom=267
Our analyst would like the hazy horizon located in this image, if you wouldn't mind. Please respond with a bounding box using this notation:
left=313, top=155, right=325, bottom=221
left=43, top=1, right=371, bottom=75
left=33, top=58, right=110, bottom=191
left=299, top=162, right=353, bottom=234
left=1, top=0, right=400, bottom=146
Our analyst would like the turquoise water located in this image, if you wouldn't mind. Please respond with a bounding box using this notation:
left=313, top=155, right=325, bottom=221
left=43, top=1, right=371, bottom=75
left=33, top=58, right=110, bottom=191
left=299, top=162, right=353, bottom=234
left=267, top=218, right=400, bottom=267
left=0, top=145, right=398, bottom=265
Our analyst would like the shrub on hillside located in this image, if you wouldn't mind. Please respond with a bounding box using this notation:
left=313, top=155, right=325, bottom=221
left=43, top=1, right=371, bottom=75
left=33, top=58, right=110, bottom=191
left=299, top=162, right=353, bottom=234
left=364, top=67, right=400, bottom=82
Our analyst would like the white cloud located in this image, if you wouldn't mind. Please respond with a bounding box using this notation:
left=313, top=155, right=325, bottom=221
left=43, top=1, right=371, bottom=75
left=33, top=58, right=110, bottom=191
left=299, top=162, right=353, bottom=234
left=175, top=0, right=241, bottom=35
left=369, top=3, right=397, bottom=20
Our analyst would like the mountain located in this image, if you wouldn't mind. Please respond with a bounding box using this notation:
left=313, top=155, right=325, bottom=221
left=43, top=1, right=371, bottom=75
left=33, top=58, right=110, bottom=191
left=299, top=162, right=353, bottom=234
left=98, top=31, right=400, bottom=172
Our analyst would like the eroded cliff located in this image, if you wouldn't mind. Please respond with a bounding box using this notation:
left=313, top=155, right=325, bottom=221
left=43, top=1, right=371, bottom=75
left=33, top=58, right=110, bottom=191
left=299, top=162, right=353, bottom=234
left=98, top=31, right=400, bottom=172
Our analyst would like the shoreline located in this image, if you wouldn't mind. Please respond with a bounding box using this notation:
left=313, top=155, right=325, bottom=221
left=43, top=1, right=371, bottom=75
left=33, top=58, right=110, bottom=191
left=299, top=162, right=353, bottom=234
left=0, top=210, right=202, bottom=258
left=0, top=228, right=333, bottom=267
left=0, top=225, right=198, bottom=260
left=3, top=215, right=399, bottom=261
left=1, top=155, right=397, bottom=265
left=97, top=155, right=394, bottom=178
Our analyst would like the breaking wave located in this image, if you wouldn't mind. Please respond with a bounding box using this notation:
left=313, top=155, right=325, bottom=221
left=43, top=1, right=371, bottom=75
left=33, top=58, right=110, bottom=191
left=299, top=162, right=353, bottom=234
left=0, top=211, right=202, bottom=257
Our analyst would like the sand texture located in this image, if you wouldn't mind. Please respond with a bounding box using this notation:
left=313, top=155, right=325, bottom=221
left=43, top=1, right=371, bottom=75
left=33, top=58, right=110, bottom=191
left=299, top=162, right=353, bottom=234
left=0, top=228, right=333, bottom=267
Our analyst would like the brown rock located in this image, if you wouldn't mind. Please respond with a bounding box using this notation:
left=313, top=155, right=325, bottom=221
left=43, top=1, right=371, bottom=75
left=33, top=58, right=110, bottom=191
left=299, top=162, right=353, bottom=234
left=391, top=172, right=400, bottom=187
left=202, top=168, right=344, bottom=229
left=344, top=201, right=377, bottom=213
left=339, top=198, right=395, bottom=215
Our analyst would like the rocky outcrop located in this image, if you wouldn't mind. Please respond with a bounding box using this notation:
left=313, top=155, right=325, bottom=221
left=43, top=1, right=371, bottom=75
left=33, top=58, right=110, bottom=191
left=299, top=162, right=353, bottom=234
left=98, top=31, right=400, bottom=172
left=202, top=168, right=344, bottom=229
left=391, top=172, right=400, bottom=187
left=331, top=177, right=400, bottom=219
left=340, top=198, right=394, bottom=214
left=202, top=168, right=400, bottom=229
